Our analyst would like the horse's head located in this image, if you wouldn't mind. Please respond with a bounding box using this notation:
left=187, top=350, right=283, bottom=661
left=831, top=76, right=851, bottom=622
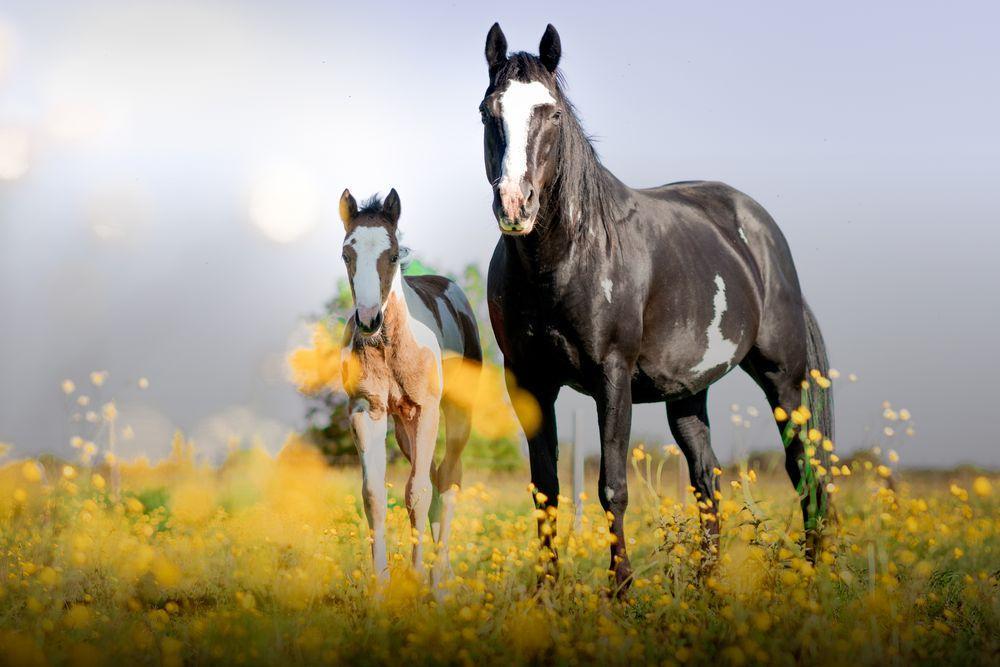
left=339, top=188, right=404, bottom=339
left=481, top=23, right=563, bottom=236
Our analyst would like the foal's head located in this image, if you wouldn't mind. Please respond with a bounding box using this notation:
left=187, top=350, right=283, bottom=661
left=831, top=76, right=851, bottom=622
left=339, top=188, right=404, bottom=340
left=480, top=23, right=564, bottom=236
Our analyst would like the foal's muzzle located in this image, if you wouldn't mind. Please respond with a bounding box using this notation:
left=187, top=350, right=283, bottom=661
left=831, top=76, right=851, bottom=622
left=356, top=308, right=383, bottom=337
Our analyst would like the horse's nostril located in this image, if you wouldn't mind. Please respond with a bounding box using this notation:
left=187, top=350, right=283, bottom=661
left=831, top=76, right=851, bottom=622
left=524, top=185, right=535, bottom=205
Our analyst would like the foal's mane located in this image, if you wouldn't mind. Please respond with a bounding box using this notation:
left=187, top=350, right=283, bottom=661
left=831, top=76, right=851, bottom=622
left=357, top=194, right=385, bottom=217
left=498, top=53, right=621, bottom=245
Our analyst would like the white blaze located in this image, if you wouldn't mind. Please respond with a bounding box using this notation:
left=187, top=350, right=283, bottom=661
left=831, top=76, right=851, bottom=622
left=691, top=275, right=740, bottom=375
left=345, top=226, right=392, bottom=312
left=499, top=80, right=555, bottom=187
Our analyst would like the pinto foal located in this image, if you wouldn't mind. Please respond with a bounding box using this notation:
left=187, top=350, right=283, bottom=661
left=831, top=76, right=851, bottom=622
left=339, top=188, right=482, bottom=587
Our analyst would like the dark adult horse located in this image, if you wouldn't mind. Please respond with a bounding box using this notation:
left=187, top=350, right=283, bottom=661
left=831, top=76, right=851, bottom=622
left=481, top=24, right=834, bottom=593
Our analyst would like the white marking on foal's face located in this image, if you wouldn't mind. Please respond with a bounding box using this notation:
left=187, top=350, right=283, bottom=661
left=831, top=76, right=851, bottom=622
left=345, top=226, right=393, bottom=313
left=498, top=80, right=556, bottom=191
left=691, top=275, right=740, bottom=375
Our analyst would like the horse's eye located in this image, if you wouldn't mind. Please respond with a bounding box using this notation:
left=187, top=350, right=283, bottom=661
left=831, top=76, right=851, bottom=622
left=341, top=253, right=350, bottom=263
left=390, top=254, right=399, bottom=263
left=480, top=109, right=490, bottom=125
left=551, top=110, right=562, bottom=122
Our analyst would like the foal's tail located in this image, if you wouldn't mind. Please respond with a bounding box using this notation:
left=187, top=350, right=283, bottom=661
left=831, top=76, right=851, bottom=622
left=803, top=301, right=834, bottom=448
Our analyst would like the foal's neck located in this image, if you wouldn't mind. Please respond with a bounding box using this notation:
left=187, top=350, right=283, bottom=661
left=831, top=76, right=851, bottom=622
left=352, top=270, right=411, bottom=352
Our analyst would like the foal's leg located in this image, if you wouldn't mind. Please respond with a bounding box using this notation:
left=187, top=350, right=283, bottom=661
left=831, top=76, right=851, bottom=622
left=350, top=402, right=389, bottom=582
left=431, top=399, right=470, bottom=588
left=513, top=377, right=560, bottom=583
left=396, top=415, right=443, bottom=538
left=405, top=405, right=439, bottom=574
left=596, top=357, right=635, bottom=595
left=666, top=390, right=722, bottom=559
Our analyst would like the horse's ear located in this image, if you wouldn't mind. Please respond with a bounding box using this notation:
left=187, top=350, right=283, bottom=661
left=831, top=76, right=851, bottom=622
left=339, top=189, right=357, bottom=229
left=485, top=23, right=508, bottom=77
left=382, top=188, right=401, bottom=225
left=539, top=24, right=561, bottom=72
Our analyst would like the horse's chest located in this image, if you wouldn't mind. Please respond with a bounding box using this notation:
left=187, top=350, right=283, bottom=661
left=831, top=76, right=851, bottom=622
left=349, top=346, right=437, bottom=418
left=504, top=301, right=593, bottom=376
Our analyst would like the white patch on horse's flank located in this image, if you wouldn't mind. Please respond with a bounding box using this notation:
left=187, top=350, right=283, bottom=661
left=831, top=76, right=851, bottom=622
left=601, top=278, right=613, bottom=303
left=392, top=271, right=443, bottom=391
left=738, top=227, right=749, bottom=244
left=691, top=275, right=740, bottom=375
left=345, top=226, right=392, bottom=312
left=605, top=486, right=615, bottom=501
left=499, top=80, right=556, bottom=185
left=438, top=283, right=468, bottom=354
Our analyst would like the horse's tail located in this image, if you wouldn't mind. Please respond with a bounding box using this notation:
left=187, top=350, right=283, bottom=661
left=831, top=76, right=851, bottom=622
left=803, top=301, right=834, bottom=449
left=802, top=301, right=836, bottom=532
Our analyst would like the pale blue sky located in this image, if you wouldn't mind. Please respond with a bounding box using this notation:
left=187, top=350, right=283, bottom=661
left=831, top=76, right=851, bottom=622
left=1, top=1, right=998, bottom=466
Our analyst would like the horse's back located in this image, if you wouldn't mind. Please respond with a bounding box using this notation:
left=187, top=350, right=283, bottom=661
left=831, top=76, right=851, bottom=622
left=403, top=275, right=482, bottom=363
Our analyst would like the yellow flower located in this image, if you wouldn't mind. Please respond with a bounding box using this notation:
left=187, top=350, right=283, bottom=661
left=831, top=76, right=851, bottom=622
left=21, top=461, right=42, bottom=483
left=773, top=407, right=788, bottom=422
left=102, top=401, right=118, bottom=421
left=89, top=371, right=107, bottom=386
left=91, top=474, right=106, bottom=490
left=808, top=428, right=822, bottom=442
left=64, top=604, right=92, bottom=629
left=62, top=379, right=76, bottom=394
left=972, top=476, right=992, bottom=498
left=138, top=377, right=150, bottom=389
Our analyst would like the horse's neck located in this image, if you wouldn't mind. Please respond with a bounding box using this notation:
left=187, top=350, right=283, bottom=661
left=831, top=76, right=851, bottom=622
left=510, top=177, right=619, bottom=274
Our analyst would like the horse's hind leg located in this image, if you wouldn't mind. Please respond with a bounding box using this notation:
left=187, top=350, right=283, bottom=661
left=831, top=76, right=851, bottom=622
left=740, top=347, right=828, bottom=560
left=666, top=390, right=722, bottom=560
left=431, top=399, right=470, bottom=588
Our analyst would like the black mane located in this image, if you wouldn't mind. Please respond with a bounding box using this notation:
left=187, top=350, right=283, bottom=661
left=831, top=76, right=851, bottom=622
left=358, top=194, right=384, bottom=216
left=496, top=53, right=621, bottom=243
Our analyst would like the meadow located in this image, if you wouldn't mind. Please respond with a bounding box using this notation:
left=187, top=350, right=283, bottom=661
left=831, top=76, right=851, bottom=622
left=0, top=406, right=997, bottom=666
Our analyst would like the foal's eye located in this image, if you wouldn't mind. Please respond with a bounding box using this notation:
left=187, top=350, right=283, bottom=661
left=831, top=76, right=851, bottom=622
left=390, top=254, right=399, bottom=263
left=341, top=253, right=349, bottom=263
left=551, top=110, right=562, bottom=122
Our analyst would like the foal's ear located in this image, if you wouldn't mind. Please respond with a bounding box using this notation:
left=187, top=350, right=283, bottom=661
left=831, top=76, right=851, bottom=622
left=485, top=23, right=508, bottom=77
left=539, top=24, right=561, bottom=72
left=339, top=189, right=357, bottom=228
left=382, top=188, right=401, bottom=225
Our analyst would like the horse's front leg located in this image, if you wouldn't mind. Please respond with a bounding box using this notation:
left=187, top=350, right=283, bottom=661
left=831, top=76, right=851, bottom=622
left=349, top=399, right=389, bottom=582
left=511, top=374, right=560, bottom=584
left=405, top=404, right=439, bottom=573
left=596, top=356, right=635, bottom=596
